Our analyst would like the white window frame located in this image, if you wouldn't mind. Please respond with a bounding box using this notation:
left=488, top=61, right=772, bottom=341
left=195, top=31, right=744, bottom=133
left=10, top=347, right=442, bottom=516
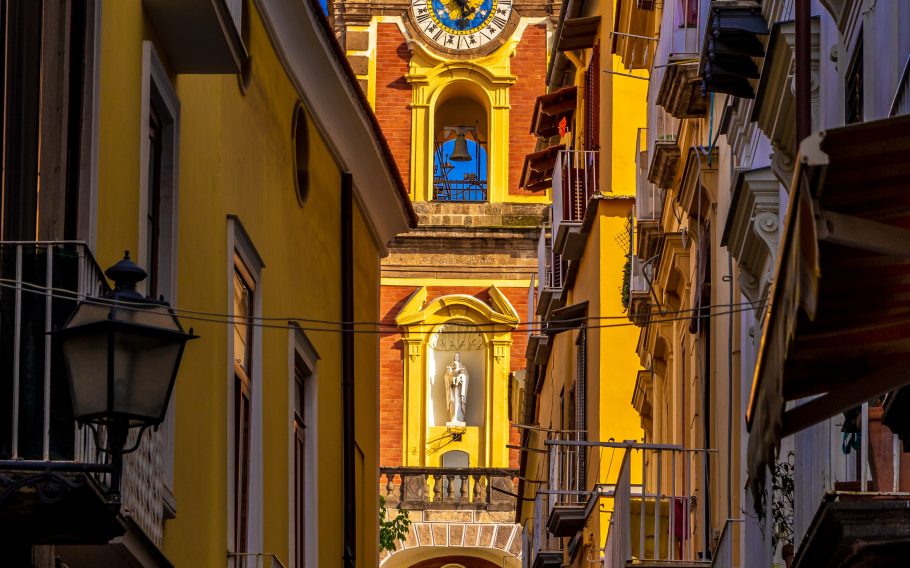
left=227, top=216, right=266, bottom=561
left=138, top=40, right=180, bottom=302
left=288, top=324, right=319, bottom=568
left=137, top=40, right=181, bottom=514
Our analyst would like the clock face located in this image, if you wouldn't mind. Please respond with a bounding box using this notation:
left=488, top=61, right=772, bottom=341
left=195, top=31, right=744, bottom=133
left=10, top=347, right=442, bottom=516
left=410, top=0, right=513, bottom=52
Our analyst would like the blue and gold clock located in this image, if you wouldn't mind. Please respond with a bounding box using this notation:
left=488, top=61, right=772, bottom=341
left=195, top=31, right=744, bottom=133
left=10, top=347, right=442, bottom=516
left=410, top=0, right=514, bottom=52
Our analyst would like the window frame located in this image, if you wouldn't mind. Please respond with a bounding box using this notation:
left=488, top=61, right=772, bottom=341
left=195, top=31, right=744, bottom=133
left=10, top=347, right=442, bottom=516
left=227, top=217, right=265, bottom=559
left=137, top=40, right=181, bottom=516
left=288, top=325, right=319, bottom=568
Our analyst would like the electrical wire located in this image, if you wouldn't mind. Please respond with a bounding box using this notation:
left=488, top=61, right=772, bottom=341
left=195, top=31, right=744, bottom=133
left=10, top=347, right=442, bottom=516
left=0, top=277, right=764, bottom=329
left=0, top=278, right=764, bottom=335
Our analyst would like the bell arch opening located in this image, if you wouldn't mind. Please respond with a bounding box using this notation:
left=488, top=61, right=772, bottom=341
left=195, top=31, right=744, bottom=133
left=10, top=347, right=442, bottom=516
left=432, top=84, right=489, bottom=202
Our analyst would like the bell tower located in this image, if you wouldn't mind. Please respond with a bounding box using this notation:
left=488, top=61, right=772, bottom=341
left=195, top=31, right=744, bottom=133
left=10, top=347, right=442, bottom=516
left=333, top=1, right=555, bottom=565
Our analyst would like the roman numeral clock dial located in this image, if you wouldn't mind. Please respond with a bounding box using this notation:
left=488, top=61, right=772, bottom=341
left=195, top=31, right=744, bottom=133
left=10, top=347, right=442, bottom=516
left=410, top=0, right=513, bottom=53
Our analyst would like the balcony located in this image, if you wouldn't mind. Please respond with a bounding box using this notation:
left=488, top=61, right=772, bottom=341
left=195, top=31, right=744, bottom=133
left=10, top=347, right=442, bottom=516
left=655, top=0, right=708, bottom=118
left=636, top=128, right=663, bottom=225
left=379, top=467, right=518, bottom=512
left=536, top=223, right=568, bottom=319
left=552, top=150, right=599, bottom=260
left=529, top=493, right=565, bottom=568
left=545, top=436, right=594, bottom=537
left=0, top=242, right=169, bottom=559
left=788, top=402, right=910, bottom=567
left=142, top=0, right=246, bottom=74
left=603, top=443, right=711, bottom=568
left=744, top=114, right=910, bottom=566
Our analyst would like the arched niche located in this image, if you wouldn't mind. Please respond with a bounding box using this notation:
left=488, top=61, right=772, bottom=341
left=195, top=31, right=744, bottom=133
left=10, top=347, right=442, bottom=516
left=427, top=323, right=486, bottom=426
left=395, top=286, right=519, bottom=468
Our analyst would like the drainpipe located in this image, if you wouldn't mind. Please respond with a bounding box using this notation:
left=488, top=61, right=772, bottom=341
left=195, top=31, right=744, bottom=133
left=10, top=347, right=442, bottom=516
left=341, top=172, right=355, bottom=568
left=796, top=0, right=811, bottom=144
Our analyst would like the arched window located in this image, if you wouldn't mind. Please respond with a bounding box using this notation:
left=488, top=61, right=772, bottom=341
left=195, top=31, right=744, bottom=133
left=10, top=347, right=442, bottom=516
left=433, top=86, right=489, bottom=202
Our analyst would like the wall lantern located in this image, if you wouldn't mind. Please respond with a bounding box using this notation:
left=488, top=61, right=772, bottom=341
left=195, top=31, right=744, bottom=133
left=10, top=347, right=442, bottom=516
left=52, top=251, right=197, bottom=503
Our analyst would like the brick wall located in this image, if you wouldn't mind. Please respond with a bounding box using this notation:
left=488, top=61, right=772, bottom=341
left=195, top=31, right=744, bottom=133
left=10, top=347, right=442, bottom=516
left=375, top=24, right=412, bottom=192
left=379, top=285, right=531, bottom=468
left=508, top=24, right=548, bottom=196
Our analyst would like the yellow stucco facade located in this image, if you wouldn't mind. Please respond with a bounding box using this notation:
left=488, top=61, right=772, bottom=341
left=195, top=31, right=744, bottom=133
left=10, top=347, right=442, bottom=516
left=87, top=1, right=411, bottom=566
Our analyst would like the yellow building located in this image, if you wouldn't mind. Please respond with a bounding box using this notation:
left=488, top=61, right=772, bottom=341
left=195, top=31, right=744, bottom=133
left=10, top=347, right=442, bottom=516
left=516, top=0, right=650, bottom=566
left=0, top=1, right=413, bottom=567
left=331, top=0, right=554, bottom=565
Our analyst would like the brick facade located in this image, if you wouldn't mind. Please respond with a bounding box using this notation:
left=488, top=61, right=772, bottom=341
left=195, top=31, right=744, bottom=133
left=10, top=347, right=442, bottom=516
left=508, top=24, right=548, bottom=196
left=374, top=23, right=412, bottom=192
left=379, top=285, right=529, bottom=469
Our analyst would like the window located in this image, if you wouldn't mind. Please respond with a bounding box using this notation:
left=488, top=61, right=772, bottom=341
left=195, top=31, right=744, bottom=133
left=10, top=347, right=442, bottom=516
left=228, top=218, right=264, bottom=559
left=291, top=327, right=318, bottom=568
left=293, top=358, right=307, bottom=567
left=139, top=41, right=179, bottom=301
left=1, top=0, right=96, bottom=240
left=233, top=257, right=255, bottom=555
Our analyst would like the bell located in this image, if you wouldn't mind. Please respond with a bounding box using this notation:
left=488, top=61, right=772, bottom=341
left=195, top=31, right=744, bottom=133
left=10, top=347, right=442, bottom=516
left=449, top=132, right=472, bottom=162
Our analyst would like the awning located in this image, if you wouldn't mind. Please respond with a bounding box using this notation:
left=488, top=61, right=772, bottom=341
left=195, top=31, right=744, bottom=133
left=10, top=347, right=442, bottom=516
left=746, top=114, right=910, bottom=507
left=531, top=87, right=577, bottom=138
left=520, top=145, right=566, bottom=192
left=557, top=16, right=601, bottom=52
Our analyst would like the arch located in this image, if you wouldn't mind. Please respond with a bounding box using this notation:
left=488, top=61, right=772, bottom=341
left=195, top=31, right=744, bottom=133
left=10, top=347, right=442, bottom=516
left=380, top=539, right=521, bottom=567
left=430, top=80, right=491, bottom=202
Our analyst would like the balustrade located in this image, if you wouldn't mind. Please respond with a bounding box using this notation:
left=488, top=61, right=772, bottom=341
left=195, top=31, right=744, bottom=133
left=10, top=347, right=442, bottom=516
left=379, top=466, right=518, bottom=511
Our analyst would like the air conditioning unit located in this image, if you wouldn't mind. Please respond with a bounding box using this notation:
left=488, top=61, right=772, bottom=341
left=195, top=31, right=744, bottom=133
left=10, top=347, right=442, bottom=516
left=637, top=0, right=656, bottom=10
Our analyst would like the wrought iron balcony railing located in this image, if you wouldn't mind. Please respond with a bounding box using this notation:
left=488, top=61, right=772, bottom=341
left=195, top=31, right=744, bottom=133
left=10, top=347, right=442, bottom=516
left=0, top=241, right=168, bottom=547
left=380, top=466, right=518, bottom=511
left=552, top=150, right=599, bottom=259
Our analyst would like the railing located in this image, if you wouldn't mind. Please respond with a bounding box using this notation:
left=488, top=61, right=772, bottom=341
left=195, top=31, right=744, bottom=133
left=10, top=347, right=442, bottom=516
left=548, top=432, right=587, bottom=511
left=890, top=54, right=910, bottom=117
left=636, top=128, right=663, bottom=222
left=602, top=443, right=711, bottom=567
left=0, top=241, right=167, bottom=547
left=433, top=179, right=489, bottom=202
left=709, top=519, right=744, bottom=568
left=380, top=467, right=518, bottom=511
left=531, top=492, right=565, bottom=563
left=537, top=223, right=567, bottom=293
left=552, top=150, right=599, bottom=231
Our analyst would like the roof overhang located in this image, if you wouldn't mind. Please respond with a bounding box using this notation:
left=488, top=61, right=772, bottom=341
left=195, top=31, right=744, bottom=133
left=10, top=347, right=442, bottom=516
left=531, top=87, right=578, bottom=138
left=746, top=114, right=910, bottom=504
left=521, top=145, right=566, bottom=192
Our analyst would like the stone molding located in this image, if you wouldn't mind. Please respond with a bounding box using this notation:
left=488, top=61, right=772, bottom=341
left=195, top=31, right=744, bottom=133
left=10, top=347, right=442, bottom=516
left=380, top=518, right=522, bottom=565
left=721, top=166, right=780, bottom=306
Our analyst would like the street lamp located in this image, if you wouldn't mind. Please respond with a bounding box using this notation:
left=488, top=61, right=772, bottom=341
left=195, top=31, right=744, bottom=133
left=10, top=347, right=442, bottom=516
left=53, top=251, right=197, bottom=503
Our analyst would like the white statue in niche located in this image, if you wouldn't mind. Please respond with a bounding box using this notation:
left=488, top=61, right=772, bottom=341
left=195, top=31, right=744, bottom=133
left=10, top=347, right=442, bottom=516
left=445, top=352, right=469, bottom=426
